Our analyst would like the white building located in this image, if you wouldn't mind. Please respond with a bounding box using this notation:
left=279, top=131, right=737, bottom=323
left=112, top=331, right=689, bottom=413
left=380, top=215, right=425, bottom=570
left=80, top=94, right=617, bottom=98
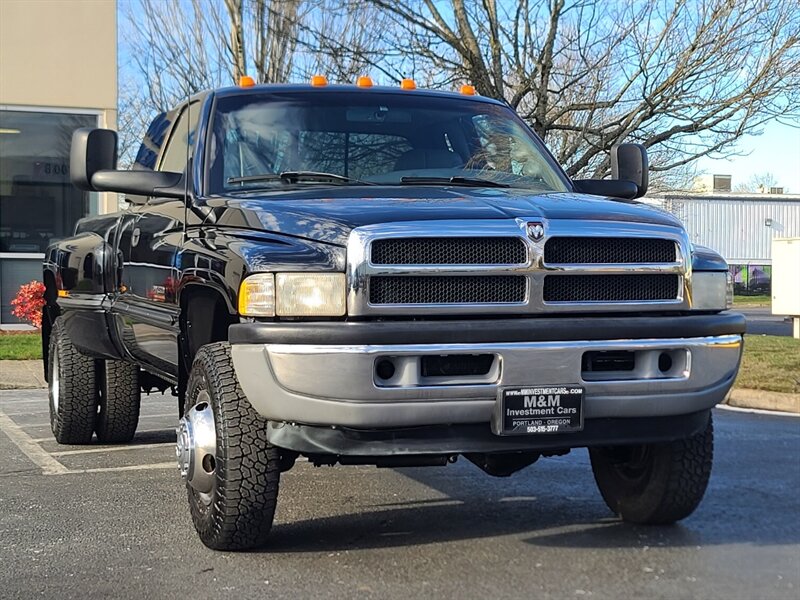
left=653, top=193, right=800, bottom=293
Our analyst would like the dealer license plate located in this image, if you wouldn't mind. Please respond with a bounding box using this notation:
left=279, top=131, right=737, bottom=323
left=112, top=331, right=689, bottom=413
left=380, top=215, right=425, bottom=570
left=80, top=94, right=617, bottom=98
left=492, top=385, right=584, bottom=436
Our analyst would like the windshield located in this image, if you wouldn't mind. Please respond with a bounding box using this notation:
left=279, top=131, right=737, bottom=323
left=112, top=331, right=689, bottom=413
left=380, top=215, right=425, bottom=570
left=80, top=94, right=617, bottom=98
left=207, top=91, right=570, bottom=194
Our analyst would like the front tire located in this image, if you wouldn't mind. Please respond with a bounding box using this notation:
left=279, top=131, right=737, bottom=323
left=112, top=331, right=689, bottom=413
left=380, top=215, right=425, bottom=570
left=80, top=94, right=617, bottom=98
left=47, top=317, right=98, bottom=444
left=589, top=413, right=714, bottom=524
left=95, top=360, right=141, bottom=443
left=181, top=342, right=281, bottom=550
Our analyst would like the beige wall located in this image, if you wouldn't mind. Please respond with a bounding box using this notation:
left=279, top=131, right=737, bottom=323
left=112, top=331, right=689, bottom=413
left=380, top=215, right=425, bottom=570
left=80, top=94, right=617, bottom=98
left=0, top=0, right=116, bottom=112
left=0, top=0, right=117, bottom=212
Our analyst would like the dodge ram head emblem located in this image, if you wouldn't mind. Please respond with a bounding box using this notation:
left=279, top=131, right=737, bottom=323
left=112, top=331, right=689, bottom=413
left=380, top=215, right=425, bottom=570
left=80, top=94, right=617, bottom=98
left=527, top=222, right=545, bottom=241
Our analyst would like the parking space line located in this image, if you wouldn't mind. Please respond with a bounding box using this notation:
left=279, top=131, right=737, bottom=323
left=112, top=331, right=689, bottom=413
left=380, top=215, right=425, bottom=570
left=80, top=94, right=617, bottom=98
left=51, top=442, right=175, bottom=456
left=29, top=427, right=175, bottom=443
left=57, top=462, right=175, bottom=475
left=716, top=404, right=800, bottom=418
left=0, top=398, right=49, bottom=405
left=21, top=413, right=177, bottom=428
left=0, top=408, right=68, bottom=475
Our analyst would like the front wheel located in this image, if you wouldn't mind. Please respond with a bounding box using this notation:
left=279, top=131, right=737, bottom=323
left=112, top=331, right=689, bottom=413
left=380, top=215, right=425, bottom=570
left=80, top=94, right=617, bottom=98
left=589, top=413, right=714, bottom=524
left=178, top=342, right=281, bottom=550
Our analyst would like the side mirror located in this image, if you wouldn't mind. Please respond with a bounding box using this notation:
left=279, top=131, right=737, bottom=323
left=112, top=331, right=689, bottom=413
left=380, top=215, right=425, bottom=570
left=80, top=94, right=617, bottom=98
left=611, top=143, right=648, bottom=198
left=71, top=128, right=118, bottom=191
left=70, top=127, right=184, bottom=199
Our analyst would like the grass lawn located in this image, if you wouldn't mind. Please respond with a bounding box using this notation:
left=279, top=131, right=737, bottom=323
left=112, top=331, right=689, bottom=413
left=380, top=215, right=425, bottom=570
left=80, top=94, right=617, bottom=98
left=733, top=294, right=771, bottom=307
left=0, top=331, right=42, bottom=360
left=737, top=335, right=800, bottom=394
left=1, top=331, right=797, bottom=394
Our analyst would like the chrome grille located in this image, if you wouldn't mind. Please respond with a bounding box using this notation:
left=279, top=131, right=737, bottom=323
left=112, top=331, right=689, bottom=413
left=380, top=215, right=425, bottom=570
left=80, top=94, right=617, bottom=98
left=370, top=276, right=526, bottom=305
left=543, top=274, right=681, bottom=302
left=545, top=238, right=676, bottom=264
left=371, top=237, right=526, bottom=265
left=347, top=219, right=691, bottom=316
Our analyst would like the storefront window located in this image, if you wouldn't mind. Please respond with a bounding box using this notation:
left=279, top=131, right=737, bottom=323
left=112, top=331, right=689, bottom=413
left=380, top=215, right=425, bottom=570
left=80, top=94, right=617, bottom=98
left=0, top=109, right=98, bottom=253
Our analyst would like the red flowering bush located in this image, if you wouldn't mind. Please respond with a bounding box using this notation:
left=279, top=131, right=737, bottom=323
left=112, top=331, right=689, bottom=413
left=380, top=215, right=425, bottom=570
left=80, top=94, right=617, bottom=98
left=11, top=281, right=46, bottom=329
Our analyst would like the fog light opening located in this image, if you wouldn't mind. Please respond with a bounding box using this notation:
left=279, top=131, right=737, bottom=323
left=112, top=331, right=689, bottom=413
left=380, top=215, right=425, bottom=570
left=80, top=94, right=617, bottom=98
left=658, top=352, right=673, bottom=373
left=376, top=359, right=396, bottom=381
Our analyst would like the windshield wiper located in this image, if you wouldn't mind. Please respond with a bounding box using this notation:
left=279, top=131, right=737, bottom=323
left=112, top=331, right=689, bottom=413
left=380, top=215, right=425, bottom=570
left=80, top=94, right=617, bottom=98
left=400, top=176, right=510, bottom=188
left=227, top=171, right=375, bottom=186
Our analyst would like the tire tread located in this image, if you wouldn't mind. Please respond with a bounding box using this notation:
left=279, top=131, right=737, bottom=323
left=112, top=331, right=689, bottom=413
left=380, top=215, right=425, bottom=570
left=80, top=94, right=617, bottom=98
left=188, top=342, right=280, bottom=550
left=48, top=318, right=98, bottom=444
left=590, top=414, right=714, bottom=525
left=95, top=360, right=140, bottom=443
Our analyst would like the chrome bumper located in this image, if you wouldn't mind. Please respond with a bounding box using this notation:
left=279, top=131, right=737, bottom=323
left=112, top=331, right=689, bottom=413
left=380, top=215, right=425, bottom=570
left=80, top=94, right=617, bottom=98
left=231, top=334, right=742, bottom=428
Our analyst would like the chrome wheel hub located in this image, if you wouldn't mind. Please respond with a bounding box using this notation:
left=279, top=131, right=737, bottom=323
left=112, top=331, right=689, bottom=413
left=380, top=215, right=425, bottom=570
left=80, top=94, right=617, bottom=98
left=176, top=391, right=217, bottom=494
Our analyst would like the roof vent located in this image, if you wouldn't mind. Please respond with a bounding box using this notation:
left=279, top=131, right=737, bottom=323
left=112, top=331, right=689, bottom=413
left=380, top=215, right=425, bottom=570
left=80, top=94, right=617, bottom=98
left=712, top=175, right=731, bottom=193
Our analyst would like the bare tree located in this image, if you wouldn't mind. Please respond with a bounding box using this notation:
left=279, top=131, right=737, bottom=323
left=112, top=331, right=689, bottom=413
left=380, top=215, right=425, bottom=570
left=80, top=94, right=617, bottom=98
left=734, top=172, right=780, bottom=193
left=359, top=0, right=800, bottom=182
left=118, top=0, right=314, bottom=164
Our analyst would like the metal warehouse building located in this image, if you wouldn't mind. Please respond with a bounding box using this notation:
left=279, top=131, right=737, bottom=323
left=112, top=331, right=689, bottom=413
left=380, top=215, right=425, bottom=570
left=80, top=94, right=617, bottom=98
left=655, top=193, right=800, bottom=293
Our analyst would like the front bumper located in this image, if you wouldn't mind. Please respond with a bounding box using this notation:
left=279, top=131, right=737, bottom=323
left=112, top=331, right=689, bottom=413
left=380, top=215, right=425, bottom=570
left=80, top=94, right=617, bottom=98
left=230, top=313, right=744, bottom=430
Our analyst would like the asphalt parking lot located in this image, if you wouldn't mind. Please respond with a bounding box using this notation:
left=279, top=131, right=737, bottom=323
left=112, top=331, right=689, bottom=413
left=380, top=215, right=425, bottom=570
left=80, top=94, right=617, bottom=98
left=741, top=307, right=794, bottom=337
left=0, top=389, right=798, bottom=600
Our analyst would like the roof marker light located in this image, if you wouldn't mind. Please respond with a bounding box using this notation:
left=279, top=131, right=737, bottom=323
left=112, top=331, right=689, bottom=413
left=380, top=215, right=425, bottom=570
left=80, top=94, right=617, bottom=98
left=356, top=76, right=373, bottom=88
left=400, top=78, right=417, bottom=90
left=310, top=74, right=328, bottom=87
left=239, top=75, right=256, bottom=88
left=460, top=84, right=476, bottom=96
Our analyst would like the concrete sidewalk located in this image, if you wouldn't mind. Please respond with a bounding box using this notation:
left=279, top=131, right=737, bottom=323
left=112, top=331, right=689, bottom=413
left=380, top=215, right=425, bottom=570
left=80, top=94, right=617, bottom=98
left=1, top=359, right=797, bottom=413
left=0, top=360, right=46, bottom=390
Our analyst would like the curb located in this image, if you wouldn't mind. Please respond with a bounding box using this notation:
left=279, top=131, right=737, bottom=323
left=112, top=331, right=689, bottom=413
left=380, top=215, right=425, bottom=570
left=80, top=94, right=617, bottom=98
left=724, top=389, right=800, bottom=414
left=0, top=360, right=45, bottom=390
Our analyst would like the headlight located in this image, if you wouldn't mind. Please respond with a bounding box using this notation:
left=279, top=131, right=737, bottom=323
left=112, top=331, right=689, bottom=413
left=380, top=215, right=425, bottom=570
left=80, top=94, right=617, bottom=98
left=692, top=272, right=731, bottom=310
left=238, top=272, right=346, bottom=317
left=276, top=273, right=346, bottom=316
left=238, top=273, right=275, bottom=316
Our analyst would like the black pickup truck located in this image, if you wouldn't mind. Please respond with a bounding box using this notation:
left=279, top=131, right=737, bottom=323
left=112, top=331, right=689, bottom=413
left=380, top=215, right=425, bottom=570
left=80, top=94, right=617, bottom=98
left=43, top=82, right=744, bottom=550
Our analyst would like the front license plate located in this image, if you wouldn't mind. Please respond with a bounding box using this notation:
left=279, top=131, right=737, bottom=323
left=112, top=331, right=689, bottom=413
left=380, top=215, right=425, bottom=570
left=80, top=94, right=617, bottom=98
left=492, top=385, right=584, bottom=436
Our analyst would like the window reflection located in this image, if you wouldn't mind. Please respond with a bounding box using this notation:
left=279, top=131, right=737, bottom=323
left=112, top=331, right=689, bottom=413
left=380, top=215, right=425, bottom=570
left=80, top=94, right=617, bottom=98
left=0, top=110, right=97, bottom=253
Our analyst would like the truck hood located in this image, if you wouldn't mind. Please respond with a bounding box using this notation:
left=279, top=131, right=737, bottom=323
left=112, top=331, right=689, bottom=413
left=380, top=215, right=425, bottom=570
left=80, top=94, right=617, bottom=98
left=204, top=186, right=682, bottom=246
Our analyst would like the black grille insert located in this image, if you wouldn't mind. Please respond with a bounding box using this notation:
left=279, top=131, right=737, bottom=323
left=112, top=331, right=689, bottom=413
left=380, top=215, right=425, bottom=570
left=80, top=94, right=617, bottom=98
left=421, top=354, right=495, bottom=377
left=543, top=274, right=680, bottom=302
left=370, top=276, right=526, bottom=304
left=545, top=238, right=676, bottom=264
left=371, top=237, right=527, bottom=265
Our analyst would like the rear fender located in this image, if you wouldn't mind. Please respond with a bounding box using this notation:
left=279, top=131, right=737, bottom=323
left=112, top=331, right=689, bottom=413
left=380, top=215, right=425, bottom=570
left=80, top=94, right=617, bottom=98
left=43, top=232, right=122, bottom=359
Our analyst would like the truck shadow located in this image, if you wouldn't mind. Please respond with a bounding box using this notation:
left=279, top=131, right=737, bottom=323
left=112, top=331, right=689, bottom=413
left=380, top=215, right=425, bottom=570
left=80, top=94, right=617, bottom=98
left=265, top=460, right=800, bottom=553
left=264, top=409, right=800, bottom=553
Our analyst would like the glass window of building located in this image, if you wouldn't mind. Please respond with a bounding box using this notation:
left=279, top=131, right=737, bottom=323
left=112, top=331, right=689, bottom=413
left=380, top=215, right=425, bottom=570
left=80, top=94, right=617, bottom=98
left=0, top=110, right=98, bottom=253
left=0, top=110, right=99, bottom=323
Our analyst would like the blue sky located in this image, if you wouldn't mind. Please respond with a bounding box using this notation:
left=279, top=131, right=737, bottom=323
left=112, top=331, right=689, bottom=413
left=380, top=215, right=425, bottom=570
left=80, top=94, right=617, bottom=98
left=697, top=121, right=800, bottom=193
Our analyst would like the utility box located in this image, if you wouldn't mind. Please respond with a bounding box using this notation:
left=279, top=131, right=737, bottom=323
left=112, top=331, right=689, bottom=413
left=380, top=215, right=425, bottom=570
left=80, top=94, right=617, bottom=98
left=772, top=237, right=800, bottom=338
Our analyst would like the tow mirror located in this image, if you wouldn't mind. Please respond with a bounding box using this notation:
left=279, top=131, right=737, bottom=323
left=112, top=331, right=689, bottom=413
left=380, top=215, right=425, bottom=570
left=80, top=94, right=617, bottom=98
left=70, top=127, right=184, bottom=199
left=70, top=128, right=118, bottom=191
left=611, top=143, right=648, bottom=198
